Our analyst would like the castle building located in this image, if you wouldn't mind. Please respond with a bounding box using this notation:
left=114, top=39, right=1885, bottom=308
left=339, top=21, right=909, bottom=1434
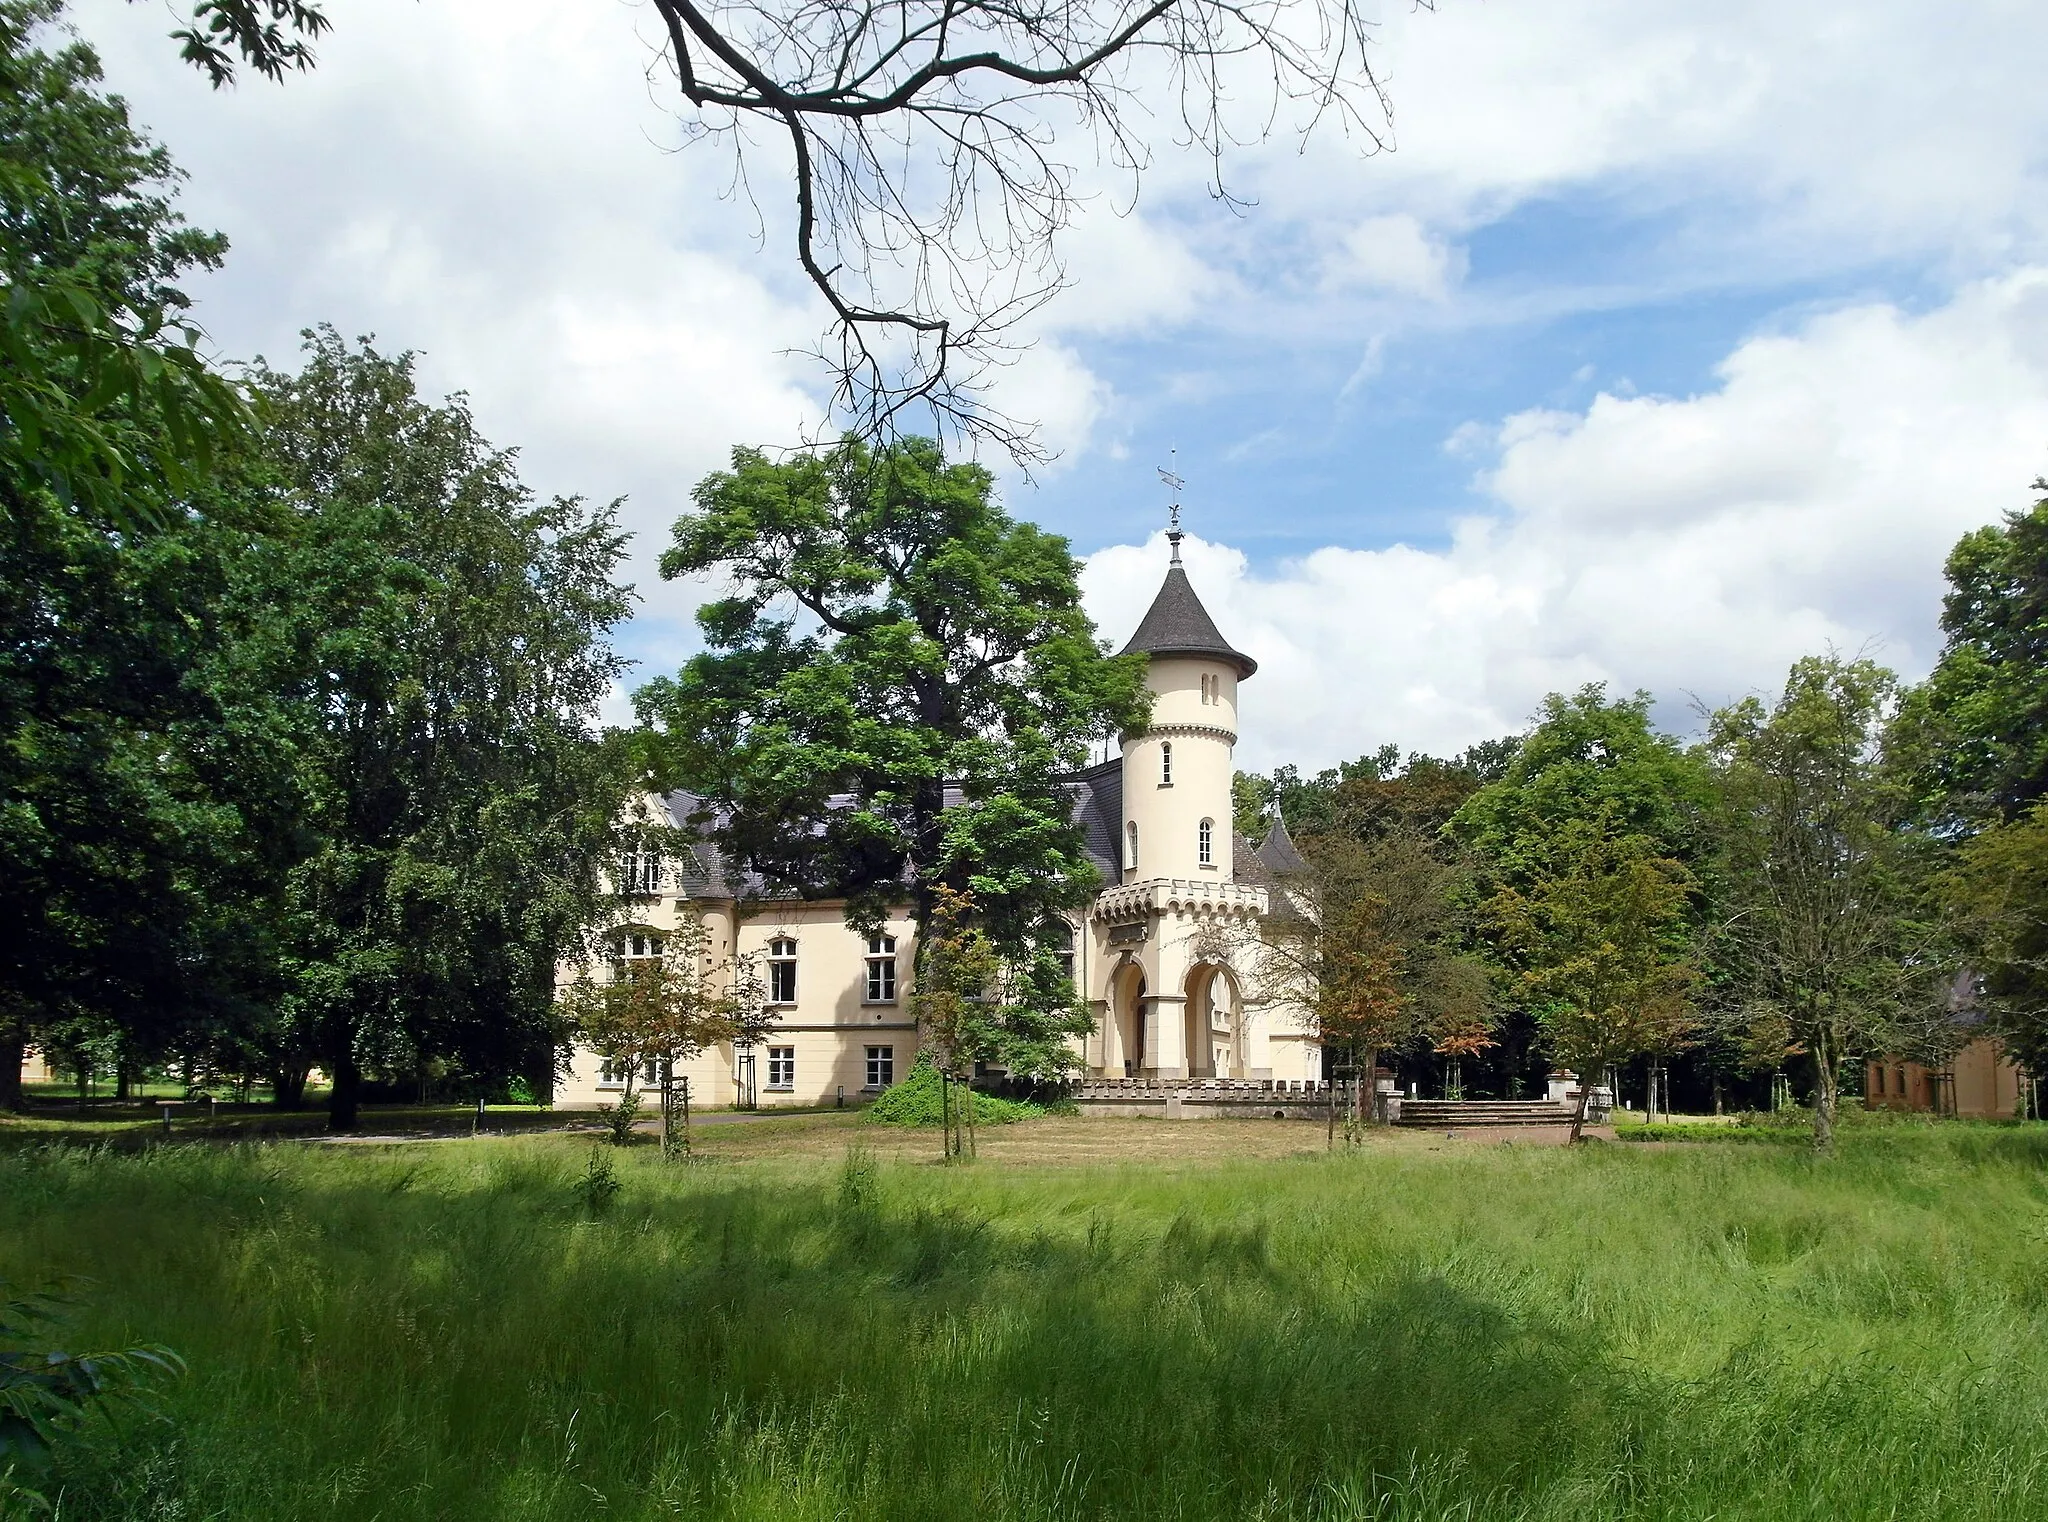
left=556, top=538, right=1312, bottom=1108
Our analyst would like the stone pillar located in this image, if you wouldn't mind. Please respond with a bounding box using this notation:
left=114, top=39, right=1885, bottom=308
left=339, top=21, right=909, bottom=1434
left=1145, top=994, right=1188, bottom=1079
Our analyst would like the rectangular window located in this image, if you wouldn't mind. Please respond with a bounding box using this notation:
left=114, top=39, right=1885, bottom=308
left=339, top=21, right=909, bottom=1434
left=767, top=937, right=798, bottom=1004
left=865, top=933, right=897, bottom=1003
left=598, top=1056, right=658, bottom=1088
left=620, top=852, right=663, bottom=895
left=865, top=1045, right=894, bottom=1089
left=767, top=1046, right=795, bottom=1090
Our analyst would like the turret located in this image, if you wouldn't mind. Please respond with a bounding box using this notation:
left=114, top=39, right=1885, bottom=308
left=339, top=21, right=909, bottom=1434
left=1117, top=534, right=1255, bottom=884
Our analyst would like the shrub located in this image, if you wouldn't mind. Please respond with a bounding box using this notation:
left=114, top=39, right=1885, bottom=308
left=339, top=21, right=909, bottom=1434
left=574, top=1149, right=621, bottom=1218
left=596, top=1089, right=643, bottom=1146
left=864, top=1061, right=1041, bottom=1128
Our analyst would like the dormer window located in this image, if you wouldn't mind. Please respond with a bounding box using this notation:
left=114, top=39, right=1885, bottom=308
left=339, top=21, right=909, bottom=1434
left=1160, top=741, right=1173, bottom=786
left=620, top=851, right=664, bottom=895
left=1199, top=818, right=1214, bottom=867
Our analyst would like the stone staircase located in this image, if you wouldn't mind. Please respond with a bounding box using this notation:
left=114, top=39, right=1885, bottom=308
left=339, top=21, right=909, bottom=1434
left=1394, top=1099, right=1577, bottom=1129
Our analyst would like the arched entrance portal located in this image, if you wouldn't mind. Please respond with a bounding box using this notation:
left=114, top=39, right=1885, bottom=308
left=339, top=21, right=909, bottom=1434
left=1109, top=958, right=1147, bottom=1077
left=1183, top=963, right=1244, bottom=1079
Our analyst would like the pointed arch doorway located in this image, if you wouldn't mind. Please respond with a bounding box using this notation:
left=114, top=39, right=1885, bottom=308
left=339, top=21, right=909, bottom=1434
left=1184, top=963, right=1245, bottom=1079
left=1109, top=958, right=1147, bottom=1077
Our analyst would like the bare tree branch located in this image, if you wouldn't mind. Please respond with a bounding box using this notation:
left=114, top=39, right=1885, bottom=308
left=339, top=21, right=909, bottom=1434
left=645, top=0, right=1400, bottom=463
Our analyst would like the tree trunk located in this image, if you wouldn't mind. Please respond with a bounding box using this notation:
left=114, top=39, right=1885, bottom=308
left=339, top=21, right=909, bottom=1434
left=116, top=1059, right=134, bottom=1103
left=1811, top=1036, right=1837, bottom=1153
left=1568, top=1073, right=1591, bottom=1144
left=328, top=1049, right=362, bottom=1133
left=274, top=1061, right=309, bottom=1109
left=0, top=1026, right=25, bottom=1112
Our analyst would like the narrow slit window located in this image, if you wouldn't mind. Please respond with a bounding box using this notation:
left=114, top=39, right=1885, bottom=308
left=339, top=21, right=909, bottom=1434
left=1125, top=820, right=1139, bottom=871
left=1199, top=818, right=1214, bottom=866
left=1160, top=741, right=1173, bottom=785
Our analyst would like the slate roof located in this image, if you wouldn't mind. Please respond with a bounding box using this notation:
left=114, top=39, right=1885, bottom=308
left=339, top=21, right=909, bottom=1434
left=1066, top=757, right=1124, bottom=881
left=1254, top=813, right=1310, bottom=877
left=1119, top=566, right=1257, bottom=677
left=657, top=770, right=1130, bottom=899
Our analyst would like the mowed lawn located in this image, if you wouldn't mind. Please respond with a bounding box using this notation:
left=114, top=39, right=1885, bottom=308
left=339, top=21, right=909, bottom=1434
left=4, top=1115, right=2047, bottom=1521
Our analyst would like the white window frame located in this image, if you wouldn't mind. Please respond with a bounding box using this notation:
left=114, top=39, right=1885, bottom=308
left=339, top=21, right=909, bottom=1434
left=620, top=852, right=664, bottom=896
left=766, top=1045, right=795, bottom=1091
left=597, top=1055, right=659, bottom=1090
left=865, top=1045, right=894, bottom=1090
left=1125, top=820, right=1138, bottom=872
left=864, top=933, right=898, bottom=1003
left=1198, top=817, right=1214, bottom=867
left=1160, top=740, right=1173, bottom=786
left=766, top=937, right=798, bottom=1005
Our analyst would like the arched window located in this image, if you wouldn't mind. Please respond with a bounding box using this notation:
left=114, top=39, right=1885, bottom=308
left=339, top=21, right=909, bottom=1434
left=1198, top=818, right=1214, bottom=866
left=1049, top=919, right=1076, bottom=987
left=767, top=936, right=798, bottom=1004
left=865, top=933, right=897, bottom=1003
left=1201, top=673, right=1214, bottom=705
left=1124, top=820, right=1139, bottom=871
left=1160, top=741, right=1173, bottom=785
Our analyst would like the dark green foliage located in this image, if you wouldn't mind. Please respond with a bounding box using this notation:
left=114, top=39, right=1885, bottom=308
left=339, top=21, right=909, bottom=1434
left=1451, top=686, right=1716, bottom=890
left=1, top=1281, right=184, bottom=1510
left=596, top=1090, right=644, bottom=1147
left=1908, top=490, right=2048, bottom=827
left=0, top=3, right=285, bottom=1100
left=575, top=1149, right=621, bottom=1217
left=863, top=1058, right=1040, bottom=1127
left=158, top=1, right=331, bottom=87
left=238, top=330, right=635, bottom=1129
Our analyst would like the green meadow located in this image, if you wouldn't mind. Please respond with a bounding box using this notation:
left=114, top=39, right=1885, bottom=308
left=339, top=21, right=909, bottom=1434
left=4, top=1119, right=2047, bottom=1521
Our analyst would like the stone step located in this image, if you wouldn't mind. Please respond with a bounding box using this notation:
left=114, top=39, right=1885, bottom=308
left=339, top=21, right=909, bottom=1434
left=1395, top=1101, right=1576, bottom=1127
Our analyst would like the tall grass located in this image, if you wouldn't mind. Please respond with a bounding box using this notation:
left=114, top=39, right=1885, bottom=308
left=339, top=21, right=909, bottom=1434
left=4, top=1125, right=2046, bottom=1520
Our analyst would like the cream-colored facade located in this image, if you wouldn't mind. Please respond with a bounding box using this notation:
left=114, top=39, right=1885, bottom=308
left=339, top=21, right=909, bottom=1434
left=557, top=542, right=1317, bottom=1108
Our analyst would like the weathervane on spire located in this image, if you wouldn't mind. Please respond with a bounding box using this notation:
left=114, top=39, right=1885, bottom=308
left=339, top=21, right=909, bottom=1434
left=1158, top=449, right=1185, bottom=565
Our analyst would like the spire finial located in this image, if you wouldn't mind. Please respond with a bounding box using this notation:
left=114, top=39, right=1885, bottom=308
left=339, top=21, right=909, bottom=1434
left=1158, top=449, right=1185, bottom=565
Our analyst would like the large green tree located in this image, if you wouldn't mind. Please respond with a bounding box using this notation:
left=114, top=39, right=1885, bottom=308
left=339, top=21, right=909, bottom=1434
left=237, top=331, right=635, bottom=1128
left=1707, top=656, right=1944, bottom=1151
left=638, top=437, right=1149, bottom=1076
left=1907, top=489, right=2048, bottom=828
left=1484, top=811, right=1700, bottom=1142
left=0, top=2, right=283, bottom=1106
left=1449, top=688, right=1716, bottom=1108
left=1908, top=488, right=2048, bottom=1086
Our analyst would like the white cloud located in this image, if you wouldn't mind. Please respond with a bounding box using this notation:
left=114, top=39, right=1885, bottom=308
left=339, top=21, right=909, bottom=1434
left=1083, top=272, right=2048, bottom=770
left=1323, top=215, right=1463, bottom=300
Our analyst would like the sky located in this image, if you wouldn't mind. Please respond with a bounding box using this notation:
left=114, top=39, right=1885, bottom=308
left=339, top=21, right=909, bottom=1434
left=65, top=0, right=2048, bottom=772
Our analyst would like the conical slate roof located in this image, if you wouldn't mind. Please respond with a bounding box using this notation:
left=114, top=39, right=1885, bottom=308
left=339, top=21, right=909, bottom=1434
left=1255, top=812, right=1309, bottom=876
left=1119, top=565, right=1257, bottom=677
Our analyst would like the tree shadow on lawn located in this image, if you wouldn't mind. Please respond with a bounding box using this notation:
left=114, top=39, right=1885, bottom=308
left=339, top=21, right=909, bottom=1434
left=20, top=1145, right=1618, bottom=1521
left=23, top=1142, right=2039, bottom=1521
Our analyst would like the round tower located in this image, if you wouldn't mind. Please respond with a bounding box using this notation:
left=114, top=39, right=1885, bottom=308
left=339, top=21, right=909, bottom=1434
left=1117, top=536, right=1257, bottom=884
